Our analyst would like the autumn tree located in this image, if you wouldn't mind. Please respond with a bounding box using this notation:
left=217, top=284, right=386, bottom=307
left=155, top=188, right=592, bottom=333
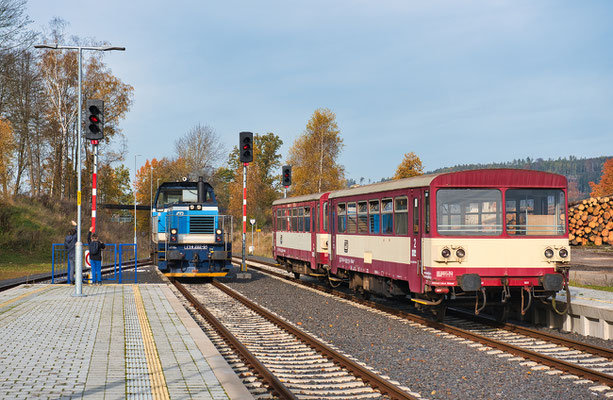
left=393, top=152, right=424, bottom=180
left=174, top=124, right=224, bottom=181
left=287, top=108, right=345, bottom=195
left=37, top=18, right=133, bottom=201
left=0, top=118, right=15, bottom=197
left=589, top=158, right=613, bottom=197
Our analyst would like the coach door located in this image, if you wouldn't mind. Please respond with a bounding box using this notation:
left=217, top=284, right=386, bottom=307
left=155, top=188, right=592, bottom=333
left=410, top=191, right=424, bottom=289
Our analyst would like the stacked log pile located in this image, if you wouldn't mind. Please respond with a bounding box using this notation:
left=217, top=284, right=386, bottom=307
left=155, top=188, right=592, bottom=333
left=569, top=196, right=613, bottom=246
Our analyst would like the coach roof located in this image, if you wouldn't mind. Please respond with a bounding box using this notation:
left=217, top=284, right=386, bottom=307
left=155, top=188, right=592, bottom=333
left=328, top=169, right=567, bottom=200
left=328, top=174, right=441, bottom=199
left=272, top=192, right=328, bottom=206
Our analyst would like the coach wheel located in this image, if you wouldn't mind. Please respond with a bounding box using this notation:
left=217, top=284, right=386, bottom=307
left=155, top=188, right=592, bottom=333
left=433, top=303, right=447, bottom=322
left=293, top=272, right=301, bottom=279
left=357, top=287, right=371, bottom=300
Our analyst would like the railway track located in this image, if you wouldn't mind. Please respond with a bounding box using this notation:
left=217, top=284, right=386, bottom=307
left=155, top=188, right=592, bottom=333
left=170, top=278, right=420, bottom=400
left=0, top=258, right=151, bottom=292
left=233, top=256, right=613, bottom=389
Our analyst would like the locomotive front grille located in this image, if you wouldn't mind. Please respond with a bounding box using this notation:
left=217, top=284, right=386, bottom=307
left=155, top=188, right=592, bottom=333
left=189, top=216, right=215, bottom=233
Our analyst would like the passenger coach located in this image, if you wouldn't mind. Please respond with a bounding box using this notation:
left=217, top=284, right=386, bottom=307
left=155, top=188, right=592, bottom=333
left=272, top=169, right=570, bottom=320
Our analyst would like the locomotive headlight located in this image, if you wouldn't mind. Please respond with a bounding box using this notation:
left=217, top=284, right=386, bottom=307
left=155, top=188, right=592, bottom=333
left=170, top=228, right=178, bottom=235
left=216, top=229, right=222, bottom=235
left=441, top=248, right=451, bottom=258
left=189, top=205, right=195, bottom=210
left=197, top=205, right=202, bottom=210
left=559, top=248, right=569, bottom=258
left=544, top=248, right=554, bottom=258
left=456, top=248, right=466, bottom=258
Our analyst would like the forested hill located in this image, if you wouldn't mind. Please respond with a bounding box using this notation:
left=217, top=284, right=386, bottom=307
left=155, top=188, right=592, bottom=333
left=428, top=156, right=611, bottom=202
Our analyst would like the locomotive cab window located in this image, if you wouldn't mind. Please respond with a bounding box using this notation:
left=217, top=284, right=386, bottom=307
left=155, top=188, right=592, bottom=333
left=437, top=189, right=502, bottom=236
left=506, top=189, right=565, bottom=235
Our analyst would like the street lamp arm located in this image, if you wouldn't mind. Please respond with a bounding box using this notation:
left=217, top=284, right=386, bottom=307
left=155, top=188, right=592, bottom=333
left=34, top=43, right=58, bottom=49
left=101, top=46, right=126, bottom=51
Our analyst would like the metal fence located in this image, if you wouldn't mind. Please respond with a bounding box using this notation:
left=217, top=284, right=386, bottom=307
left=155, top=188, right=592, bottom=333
left=51, top=243, right=138, bottom=284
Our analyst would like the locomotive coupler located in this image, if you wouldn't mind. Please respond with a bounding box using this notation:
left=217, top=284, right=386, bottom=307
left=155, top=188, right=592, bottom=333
left=551, top=276, right=571, bottom=315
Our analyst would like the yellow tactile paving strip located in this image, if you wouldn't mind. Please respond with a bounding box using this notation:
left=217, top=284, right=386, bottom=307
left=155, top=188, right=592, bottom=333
left=0, top=285, right=51, bottom=309
left=133, top=285, right=170, bottom=400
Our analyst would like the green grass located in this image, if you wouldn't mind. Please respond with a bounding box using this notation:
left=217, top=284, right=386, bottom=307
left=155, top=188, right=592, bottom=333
left=0, top=252, right=53, bottom=280
left=569, top=280, right=613, bottom=292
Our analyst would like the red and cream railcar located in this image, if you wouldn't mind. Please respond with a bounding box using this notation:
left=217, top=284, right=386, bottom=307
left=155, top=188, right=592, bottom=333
left=272, top=192, right=331, bottom=278
left=273, top=169, right=570, bottom=318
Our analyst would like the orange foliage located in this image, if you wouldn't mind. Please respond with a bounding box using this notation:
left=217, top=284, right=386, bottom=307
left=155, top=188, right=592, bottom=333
left=590, top=158, right=613, bottom=197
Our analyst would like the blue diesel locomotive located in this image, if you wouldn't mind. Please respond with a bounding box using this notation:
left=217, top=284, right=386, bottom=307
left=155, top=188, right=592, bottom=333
left=152, top=177, right=233, bottom=277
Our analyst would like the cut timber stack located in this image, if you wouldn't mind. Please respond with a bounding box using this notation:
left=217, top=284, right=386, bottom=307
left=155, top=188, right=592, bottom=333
left=569, top=196, right=613, bottom=246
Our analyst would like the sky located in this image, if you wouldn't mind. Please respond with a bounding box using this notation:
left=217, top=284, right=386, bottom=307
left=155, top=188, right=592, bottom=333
left=26, top=0, right=613, bottom=183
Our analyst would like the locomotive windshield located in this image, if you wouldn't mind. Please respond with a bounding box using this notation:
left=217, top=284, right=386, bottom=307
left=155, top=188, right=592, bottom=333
left=155, top=185, right=215, bottom=209
left=505, top=189, right=565, bottom=235
left=436, top=189, right=503, bottom=236
left=436, top=188, right=566, bottom=236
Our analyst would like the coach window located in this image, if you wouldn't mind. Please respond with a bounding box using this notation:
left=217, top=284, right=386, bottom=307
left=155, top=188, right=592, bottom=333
left=323, top=202, right=329, bottom=232
left=382, top=198, right=393, bottom=234
left=369, top=200, right=380, bottom=234
left=285, top=209, right=290, bottom=231
left=291, top=208, right=298, bottom=231
left=298, top=207, right=305, bottom=231
left=315, top=205, right=319, bottom=232
left=347, top=202, right=357, bottom=233
left=337, top=203, right=347, bottom=233
left=358, top=201, right=369, bottom=233
left=413, top=197, right=419, bottom=234
left=395, top=197, right=408, bottom=235
left=305, top=207, right=311, bottom=232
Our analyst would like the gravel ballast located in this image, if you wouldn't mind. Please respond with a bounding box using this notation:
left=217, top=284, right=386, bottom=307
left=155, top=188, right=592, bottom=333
left=220, top=269, right=610, bottom=400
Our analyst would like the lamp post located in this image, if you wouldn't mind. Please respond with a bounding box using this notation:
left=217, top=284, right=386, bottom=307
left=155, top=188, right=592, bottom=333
left=34, top=43, right=125, bottom=297
left=134, top=154, right=142, bottom=248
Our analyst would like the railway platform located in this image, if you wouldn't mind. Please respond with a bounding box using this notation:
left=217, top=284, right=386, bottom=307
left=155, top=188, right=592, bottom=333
left=0, top=282, right=252, bottom=399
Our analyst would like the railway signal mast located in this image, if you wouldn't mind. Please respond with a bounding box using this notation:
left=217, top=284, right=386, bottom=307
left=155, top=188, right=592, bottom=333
left=238, top=131, right=253, bottom=279
left=282, top=165, right=291, bottom=198
left=85, top=99, right=104, bottom=233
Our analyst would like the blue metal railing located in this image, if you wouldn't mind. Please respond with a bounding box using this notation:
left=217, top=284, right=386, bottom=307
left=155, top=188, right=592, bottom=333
left=118, top=243, right=138, bottom=284
left=51, top=243, right=138, bottom=284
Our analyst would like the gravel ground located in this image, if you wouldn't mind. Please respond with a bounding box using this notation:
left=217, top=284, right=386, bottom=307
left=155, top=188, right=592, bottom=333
left=224, top=268, right=609, bottom=400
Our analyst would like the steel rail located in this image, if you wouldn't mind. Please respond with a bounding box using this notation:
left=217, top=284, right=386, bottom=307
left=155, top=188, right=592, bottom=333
left=210, top=279, right=418, bottom=400
left=235, top=256, right=613, bottom=386
left=170, top=279, right=298, bottom=400
left=447, top=308, right=613, bottom=360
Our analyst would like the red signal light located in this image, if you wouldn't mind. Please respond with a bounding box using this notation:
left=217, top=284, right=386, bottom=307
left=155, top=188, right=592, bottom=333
left=89, top=116, right=100, bottom=123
